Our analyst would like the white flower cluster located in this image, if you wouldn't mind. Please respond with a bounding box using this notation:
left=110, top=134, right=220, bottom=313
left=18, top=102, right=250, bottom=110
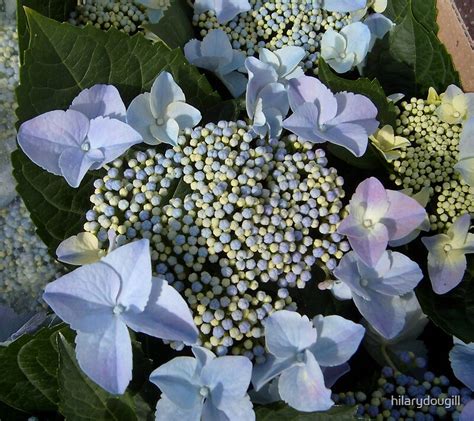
left=84, top=120, right=349, bottom=358
left=0, top=17, right=19, bottom=207
left=69, top=0, right=149, bottom=34
left=0, top=199, right=63, bottom=313
left=390, top=97, right=473, bottom=231
left=193, top=0, right=354, bottom=73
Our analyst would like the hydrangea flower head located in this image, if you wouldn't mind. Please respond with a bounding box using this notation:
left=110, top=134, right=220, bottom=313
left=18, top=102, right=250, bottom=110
left=194, top=0, right=250, bottom=24
left=245, top=57, right=289, bottom=138
left=258, top=46, right=305, bottom=82
left=252, top=310, right=365, bottom=412
left=184, top=29, right=247, bottom=97
left=436, top=85, right=474, bottom=124
left=150, top=347, right=255, bottom=420
left=321, top=22, right=371, bottom=73
left=422, top=213, right=474, bottom=294
left=43, top=239, right=198, bottom=394
left=127, top=71, right=202, bottom=146
left=449, top=337, right=474, bottom=391
left=17, top=85, right=142, bottom=188
left=333, top=251, right=423, bottom=339
left=370, top=124, right=410, bottom=162
left=337, top=177, right=427, bottom=266
left=455, top=118, right=474, bottom=187
left=283, top=75, right=379, bottom=157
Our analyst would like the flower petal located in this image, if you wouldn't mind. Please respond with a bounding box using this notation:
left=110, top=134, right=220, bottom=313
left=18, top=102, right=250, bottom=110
left=166, top=102, right=202, bottom=129
left=323, top=0, right=366, bottom=12
left=75, top=318, right=132, bottom=394
left=70, top=84, right=126, bottom=121
left=58, top=147, right=103, bottom=188
left=272, top=46, right=305, bottom=79
left=348, top=223, right=389, bottom=267
left=56, top=232, right=102, bottom=265
left=154, top=396, right=202, bottom=421
left=283, top=102, right=323, bottom=143
left=149, top=118, right=181, bottom=146
left=149, top=356, right=201, bottom=408
left=321, top=363, right=350, bottom=388
left=383, top=190, right=427, bottom=240
left=126, top=93, right=156, bottom=144
left=201, top=355, right=252, bottom=404
left=450, top=342, right=474, bottom=390
left=101, top=239, right=152, bottom=312
left=43, top=262, right=120, bottom=333
left=17, top=109, right=88, bottom=176
left=341, top=22, right=371, bottom=64
left=264, top=310, right=317, bottom=358
left=210, top=396, right=255, bottom=421
left=310, top=315, right=365, bottom=367
left=460, top=400, right=474, bottom=421
left=150, top=72, right=185, bottom=118
left=200, top=29, right=234, bottom=68
left=123, top=277, right=198, bottom=344
left=455, top=157, right=474, bottom=187
left=325, top=122, right=369, bottom=157
left=278, top=350, right=334, bottom=412
left=426, top=249, right=467, bottom=294
left=252, top=355, right=295, bottom=391
left=87, top=117, right=142, bottom=165
left=352, top=292, right=405, bottom=339
left=219, top=71, right=248, bottom=98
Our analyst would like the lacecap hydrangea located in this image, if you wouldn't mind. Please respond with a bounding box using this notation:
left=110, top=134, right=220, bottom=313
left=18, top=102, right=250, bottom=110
left=84, top=120, right=350, bottom=359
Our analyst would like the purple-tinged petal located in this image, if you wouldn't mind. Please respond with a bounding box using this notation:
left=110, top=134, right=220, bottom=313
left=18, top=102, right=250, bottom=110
left=87, top=116, right=143, bottom=164
left=43, top=262, right=120, bottom=333
left=460, top=401, right=474, bottom=421
left=325, top=122, right=369, bottom=157
left=383, top=190, right=427, bottom=240
left=201, top=356, right=252, bottom=403
left=350, top=177, right=389, bottom=222
left=287, top=76, right=338, bottom=122
left=149, top=356, right=201, bottom=408
left=348, top=223, right=389, bottom=267
left=323, top=0, right=366, bottom=12
left=123, top=277, right=198, bottom=344
left=322, top=363, right=350, bottom=388
left=310, top=315, right=365, bottom=367
left=75, top=318, right=132, bottom=394
left=70, top=84, right=126, bottom=121
left=165, top=102, right=202, bottom=129
left=333, top=252, right=371, bottom=299
left=245, top=56, right=279, bottom=118
left=150, top=72, right=185, bottom=118
left=126, top=93, right=156, bottom=144
left=352, top=292, right=405, bottom=339
left=278, top=350, right=334, bottom=412
left=366, top=251, right=423, bottom=296
left=58, top=147, right=103, bottom=188
left=155, top=396, right=202, bottom=421
left=17, top=110, right=88, bottom=176
left=450, top=342, right=474, bottom=390
left=252, top=355, right=295, bottom=391
left=329, top=92, right=379, bottom=134
left=425, top=248, right=467, bottom=294
left=283, top=102, right=323, bottom=142
left=101, top=239, right=152, bottom=312
left=264, top=310, right=317, bottom=358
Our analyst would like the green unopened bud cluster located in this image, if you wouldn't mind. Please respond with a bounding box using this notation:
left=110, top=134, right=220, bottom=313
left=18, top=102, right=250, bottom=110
left=0, top=17, right=19, bottom=206
left=193, top=0, right=353, bottom=74
left=390, top=97, right=473, bottom=231
left=0, top=199, right=63, bottom=313
left=84, top=120, right=349, bottom=358
left=69, top=0, right=148, bottom=34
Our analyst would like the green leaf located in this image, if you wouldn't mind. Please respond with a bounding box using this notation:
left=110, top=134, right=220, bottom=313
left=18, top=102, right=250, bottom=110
left=57, top=334, right=138, bottom=421
left=255, top=404, right=357, bottom=420
left=143, top=0, right=194, bottom=49
left=17, top=325, right=65, bottom=406
left=385, top=0, right=439, bottom=33
left=366, top=0, right=460, bottom=96
left=416, top=256, right=474, bottom=344
left=0, top=334, right=56, bottom=413
left=14, top=8, right=220, bottom=253
left=16, top=0, right=77, bottom=65
left=201, top=98, right=246, bottom=124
